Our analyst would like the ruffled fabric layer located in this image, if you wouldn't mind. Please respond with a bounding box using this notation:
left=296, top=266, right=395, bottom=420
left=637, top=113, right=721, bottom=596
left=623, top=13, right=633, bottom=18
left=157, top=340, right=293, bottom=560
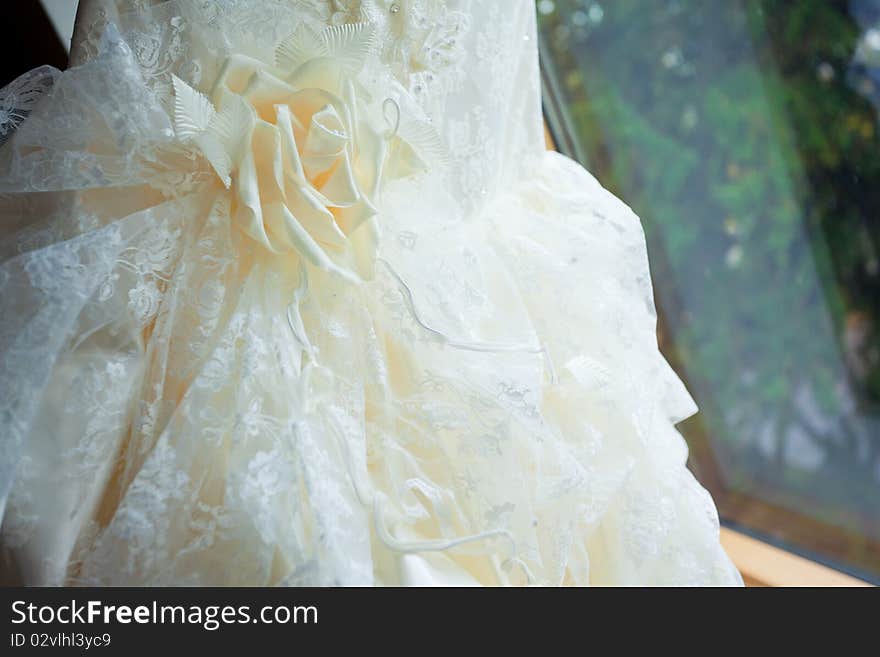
left=0, top=5, right=741, bottom=586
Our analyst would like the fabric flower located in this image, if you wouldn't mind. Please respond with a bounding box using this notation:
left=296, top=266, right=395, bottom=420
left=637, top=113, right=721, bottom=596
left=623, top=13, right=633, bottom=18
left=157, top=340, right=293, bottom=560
left=172, top=22, right=431, bottom=280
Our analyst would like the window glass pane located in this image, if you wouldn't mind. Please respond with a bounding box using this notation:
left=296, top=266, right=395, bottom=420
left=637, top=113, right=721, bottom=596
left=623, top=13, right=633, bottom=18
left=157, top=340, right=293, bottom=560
left=538, top=0, right=880, bottom=581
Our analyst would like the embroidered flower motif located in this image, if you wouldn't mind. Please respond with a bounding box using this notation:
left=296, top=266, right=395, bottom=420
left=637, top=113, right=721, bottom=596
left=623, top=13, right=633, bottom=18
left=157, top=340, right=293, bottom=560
left=172, top=23, right=433, bottom=280
left=133, top=222, right=181, bottom=275
left=128, top=279, right=161, bottom=326
left=195, top=279, right=225, bottom=321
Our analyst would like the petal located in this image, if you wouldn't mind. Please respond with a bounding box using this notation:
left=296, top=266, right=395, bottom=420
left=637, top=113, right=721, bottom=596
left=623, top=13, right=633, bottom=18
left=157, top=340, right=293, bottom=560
left=352, top=121, right=387, bottom=200
left=286, top=87, right=346, bottom=133
left=252, top=120, right=285, bottom=206
left=234, top=143, right=282, bottom=253
left=343, top=78, right=360, bottom=148
left=276, top=104, right=306, bottom=182
left=210, top=54, right=276, bottom=103
left=286, top=184, right=348, bottom=247
left=319, top=150, right=361, bottom=207
left=303, top=104, right=349, bottom=178
left=305, top=105, right=347, bottom=156
left=287, top=57, right=345, bottom=97
left=333, top=196, right=378, bottom=236
left=241, top=69, right=297, bottom=123
left=265, top=202, right=359, bottom=282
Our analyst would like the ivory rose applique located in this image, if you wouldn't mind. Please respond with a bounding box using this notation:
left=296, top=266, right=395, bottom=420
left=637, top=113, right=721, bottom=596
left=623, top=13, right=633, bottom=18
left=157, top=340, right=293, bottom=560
left=171, top=22, right=434, bottom=279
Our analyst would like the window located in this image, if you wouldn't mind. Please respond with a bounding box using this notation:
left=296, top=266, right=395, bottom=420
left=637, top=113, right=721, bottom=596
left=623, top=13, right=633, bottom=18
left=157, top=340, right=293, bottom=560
left=538, top=0, right=880, bottom=582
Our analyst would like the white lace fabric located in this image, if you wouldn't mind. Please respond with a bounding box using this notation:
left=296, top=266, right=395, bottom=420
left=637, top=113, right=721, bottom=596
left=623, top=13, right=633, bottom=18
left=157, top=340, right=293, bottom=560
left=0, top=0, right=742, bottom=586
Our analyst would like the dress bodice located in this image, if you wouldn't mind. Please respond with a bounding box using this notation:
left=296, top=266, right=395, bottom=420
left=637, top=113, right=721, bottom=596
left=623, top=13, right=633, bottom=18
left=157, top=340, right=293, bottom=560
left=71, top=0, right=544, bottom=214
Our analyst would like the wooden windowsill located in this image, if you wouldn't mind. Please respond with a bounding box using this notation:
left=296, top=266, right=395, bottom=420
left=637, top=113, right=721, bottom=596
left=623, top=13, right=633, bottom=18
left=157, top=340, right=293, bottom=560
left=720, top=528, right=870, bottom=587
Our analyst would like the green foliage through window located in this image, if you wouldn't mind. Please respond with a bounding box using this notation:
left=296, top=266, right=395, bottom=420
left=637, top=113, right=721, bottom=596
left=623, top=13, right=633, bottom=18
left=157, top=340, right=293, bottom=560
left=538, top=0, right=880, bottom=580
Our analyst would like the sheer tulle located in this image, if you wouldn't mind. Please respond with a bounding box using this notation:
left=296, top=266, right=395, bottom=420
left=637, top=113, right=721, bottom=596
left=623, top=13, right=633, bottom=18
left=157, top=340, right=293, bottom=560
left=0, top=0, right=741, bottom=586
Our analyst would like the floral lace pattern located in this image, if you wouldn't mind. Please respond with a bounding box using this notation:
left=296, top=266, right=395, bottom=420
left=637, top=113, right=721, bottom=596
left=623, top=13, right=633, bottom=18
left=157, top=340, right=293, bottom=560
left=0, top=67, right=59, bottom=147
left=0, top=0, right=741, bottom=586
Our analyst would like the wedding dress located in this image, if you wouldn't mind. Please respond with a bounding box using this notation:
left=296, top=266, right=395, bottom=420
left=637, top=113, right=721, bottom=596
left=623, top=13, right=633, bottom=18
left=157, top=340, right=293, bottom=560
left=0, top=0, right=742, bottom=586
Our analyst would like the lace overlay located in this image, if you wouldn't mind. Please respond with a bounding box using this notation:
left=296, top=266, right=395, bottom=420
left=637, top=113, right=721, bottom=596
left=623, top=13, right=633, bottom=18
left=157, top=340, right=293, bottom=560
left=0, top=0, right=741, bottom=586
